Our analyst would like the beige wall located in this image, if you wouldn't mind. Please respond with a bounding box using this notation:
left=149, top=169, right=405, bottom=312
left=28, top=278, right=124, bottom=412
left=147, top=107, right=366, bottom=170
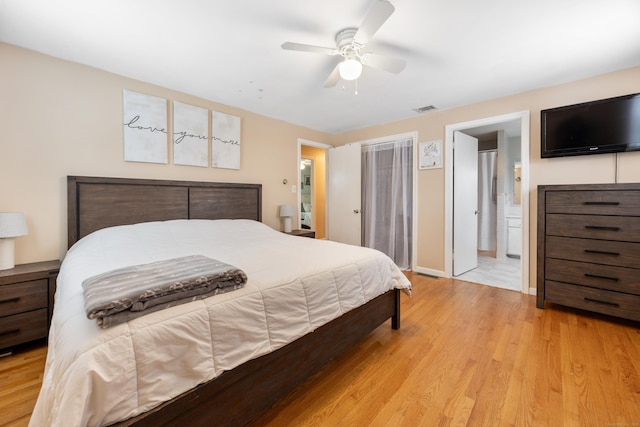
left=3, top=41, right=640, bottom=292
left=0, top=43, right=330, bottom=264
left=333, top=66, right=640, bottom=288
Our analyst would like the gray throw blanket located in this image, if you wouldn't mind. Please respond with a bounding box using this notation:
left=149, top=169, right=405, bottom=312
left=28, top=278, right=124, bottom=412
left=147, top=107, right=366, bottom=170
left=82, top=255, right=247, bottom=328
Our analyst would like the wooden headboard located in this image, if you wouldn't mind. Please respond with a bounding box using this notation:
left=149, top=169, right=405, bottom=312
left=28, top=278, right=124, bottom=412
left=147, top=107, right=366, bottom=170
left=67, top=176, right=262, bottom=248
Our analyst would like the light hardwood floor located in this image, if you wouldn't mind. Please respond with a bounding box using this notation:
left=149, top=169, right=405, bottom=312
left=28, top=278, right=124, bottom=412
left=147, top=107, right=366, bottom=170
left=2, top=273, right=640, bottom=426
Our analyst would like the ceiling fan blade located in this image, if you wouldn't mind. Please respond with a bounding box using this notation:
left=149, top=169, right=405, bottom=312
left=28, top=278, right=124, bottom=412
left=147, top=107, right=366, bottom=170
left=323, top=64, right=341, bottom=88
left=353, top=0, right=395, bottom=46
left=361, top=53, right=406, bottom=74
left=281, top=42, right=337, bottom=55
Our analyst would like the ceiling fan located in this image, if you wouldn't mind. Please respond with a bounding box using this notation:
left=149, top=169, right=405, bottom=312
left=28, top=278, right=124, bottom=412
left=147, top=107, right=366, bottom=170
left=281, top=0, right=407, bottom=88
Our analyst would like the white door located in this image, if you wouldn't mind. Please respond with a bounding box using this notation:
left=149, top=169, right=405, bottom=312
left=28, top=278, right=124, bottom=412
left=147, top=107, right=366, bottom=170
left=327, top=143, right=361, bottom=245
left=453, top=131, right=478, bottom=275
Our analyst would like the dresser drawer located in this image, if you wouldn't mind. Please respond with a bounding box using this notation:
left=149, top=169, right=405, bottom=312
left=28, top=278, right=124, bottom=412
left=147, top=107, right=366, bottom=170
left=545, top=258, right=640, bottom=295
left=545, top=280, right=640, bottom=322
left=546, top=214, right=640, bottom=242
left=0, top=309, right=48, bottom=349
left=0, top=279, right=48, bottom=317
left=546, top=236, right=640, bottom=268
left=545, top=190, right=640, bottom=215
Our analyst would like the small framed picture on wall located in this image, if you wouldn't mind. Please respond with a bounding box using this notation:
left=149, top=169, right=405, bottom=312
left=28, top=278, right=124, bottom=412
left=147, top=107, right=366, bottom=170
left=419, top=140, right=442, bottom=169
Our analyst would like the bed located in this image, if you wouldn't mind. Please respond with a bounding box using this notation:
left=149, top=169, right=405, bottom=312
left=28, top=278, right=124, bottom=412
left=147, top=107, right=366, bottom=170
left=30, top=176, right=411, bottom=427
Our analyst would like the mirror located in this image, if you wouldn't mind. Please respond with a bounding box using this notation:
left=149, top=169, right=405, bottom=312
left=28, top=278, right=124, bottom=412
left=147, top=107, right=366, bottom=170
left=514, top=162, right=521, bottom=205
left=300, top=159, right=313, bottom=230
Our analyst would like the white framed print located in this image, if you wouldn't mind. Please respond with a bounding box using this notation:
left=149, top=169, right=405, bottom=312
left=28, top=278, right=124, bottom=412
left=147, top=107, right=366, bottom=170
left=419, top=140, right=442, bottom=170
left=211, top=111, right=241, bottom=170
left=173, top=101, right=209, bottom=167
left=122, top=90, right=168, bottom=164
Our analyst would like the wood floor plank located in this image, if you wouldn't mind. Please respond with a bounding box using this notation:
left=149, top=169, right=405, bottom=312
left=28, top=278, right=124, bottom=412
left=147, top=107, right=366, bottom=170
left=2, top=274, right=640, bottom=427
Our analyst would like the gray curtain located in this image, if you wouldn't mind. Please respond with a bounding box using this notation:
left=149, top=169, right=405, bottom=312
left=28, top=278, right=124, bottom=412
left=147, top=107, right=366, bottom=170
left=361, top=138, right=413, bottom=269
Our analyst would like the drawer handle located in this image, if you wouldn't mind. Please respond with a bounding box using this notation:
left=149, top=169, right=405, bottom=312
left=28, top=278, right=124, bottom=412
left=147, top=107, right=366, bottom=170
left=584, top=297, right=620, bottom=307
left=584, top=225, right=620, bottom=232
left=584, top=249, right=620, bottom=256
left=584, top=273, right=619, bottom=281
left=0, top=297, right=20, bottom=305
left=583, top=201, right=620, bottom=206
left=0, top=328, right=20, bottom=337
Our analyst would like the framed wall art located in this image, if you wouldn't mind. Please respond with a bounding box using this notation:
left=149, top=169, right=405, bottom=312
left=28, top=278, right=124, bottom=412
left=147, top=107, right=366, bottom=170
left=419, top=139, right=442, bottom=170
left=122, top=90, right=168, bottom=164
left=173, top=101, right=209, bottom=167
left=211, top=110, right=241, bottom=170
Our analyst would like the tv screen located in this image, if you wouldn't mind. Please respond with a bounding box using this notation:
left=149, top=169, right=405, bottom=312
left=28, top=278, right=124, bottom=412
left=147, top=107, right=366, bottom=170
left=541, top=92, right=640, bottom=158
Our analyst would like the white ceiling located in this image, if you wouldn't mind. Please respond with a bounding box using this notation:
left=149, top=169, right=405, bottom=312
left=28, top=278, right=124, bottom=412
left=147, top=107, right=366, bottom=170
left=1, top=0, right=639, bottom=134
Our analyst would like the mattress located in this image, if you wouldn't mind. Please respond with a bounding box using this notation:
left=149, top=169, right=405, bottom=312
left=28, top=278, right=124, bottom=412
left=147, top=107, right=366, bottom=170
left=30, top=219, right=411, bottom=426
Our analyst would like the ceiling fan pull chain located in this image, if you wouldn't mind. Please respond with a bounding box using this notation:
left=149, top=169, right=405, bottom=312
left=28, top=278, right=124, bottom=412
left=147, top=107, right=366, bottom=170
left=355, top=78, right=358, bottom=95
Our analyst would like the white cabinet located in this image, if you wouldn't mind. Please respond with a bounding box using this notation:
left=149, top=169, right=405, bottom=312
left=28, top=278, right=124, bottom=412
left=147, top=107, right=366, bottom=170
left=506, top=217, right=521, bottom=258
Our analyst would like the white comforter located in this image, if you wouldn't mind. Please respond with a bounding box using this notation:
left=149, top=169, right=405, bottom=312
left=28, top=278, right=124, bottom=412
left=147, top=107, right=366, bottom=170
left=30, top=219, right=411, bottom=427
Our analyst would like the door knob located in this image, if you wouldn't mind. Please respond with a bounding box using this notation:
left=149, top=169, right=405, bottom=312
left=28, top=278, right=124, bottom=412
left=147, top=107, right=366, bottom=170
left=354, top=209, right=360, bottom=214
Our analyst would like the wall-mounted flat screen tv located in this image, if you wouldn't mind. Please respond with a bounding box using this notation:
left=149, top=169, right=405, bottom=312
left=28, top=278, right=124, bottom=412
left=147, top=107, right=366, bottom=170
left=541, top=92, right=640, bottom=158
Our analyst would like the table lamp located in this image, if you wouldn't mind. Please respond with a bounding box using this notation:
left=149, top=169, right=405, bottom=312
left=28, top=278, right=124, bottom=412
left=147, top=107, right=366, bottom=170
left=0, top=212, right=28, bottom=270
left=279, top=204, right=295, bottom=233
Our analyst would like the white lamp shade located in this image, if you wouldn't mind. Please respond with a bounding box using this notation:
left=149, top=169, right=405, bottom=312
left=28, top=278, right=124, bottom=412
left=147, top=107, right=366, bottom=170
left=0, top=212, right=28, bottom=238
left=339, top=59, right=363, bottom=81
left=279, top=204, right=295, bottom=218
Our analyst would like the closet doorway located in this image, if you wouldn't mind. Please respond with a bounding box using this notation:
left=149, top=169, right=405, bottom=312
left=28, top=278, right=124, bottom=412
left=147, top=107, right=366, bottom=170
left=326, top=132, right=418, bottom=271
left=361, top=137, right=414, bottom=270
left=445, top=111, right=531, bottom=294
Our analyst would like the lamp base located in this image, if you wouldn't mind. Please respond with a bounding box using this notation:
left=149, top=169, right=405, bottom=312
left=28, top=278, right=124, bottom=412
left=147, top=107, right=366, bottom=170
left=283, top=217, right=292, bottom=233
left=0, top=238, right=16, bottom=270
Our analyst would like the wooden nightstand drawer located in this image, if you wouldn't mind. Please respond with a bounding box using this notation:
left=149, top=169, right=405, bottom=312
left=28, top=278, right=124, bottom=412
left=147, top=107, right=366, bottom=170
left=0, top=309, right=48, bottom=349
left=0, top=279, right=48, bottom=317
left=0, top=260, right=60, bottom=351
left=545, top=190, right=640, bottom=215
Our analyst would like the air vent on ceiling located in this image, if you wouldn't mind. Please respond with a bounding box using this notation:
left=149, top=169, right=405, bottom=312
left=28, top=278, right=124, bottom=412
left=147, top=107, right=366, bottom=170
left=413, top=105, right=437, bottom=113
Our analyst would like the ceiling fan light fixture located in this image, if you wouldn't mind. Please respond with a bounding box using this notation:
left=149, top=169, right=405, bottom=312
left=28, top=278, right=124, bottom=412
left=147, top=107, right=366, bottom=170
left=339, top=59, right=362, bottom=81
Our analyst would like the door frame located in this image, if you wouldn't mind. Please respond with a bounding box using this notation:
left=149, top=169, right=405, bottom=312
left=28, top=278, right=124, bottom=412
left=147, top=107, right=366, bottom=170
left=444, top=111, right=531, bottom=294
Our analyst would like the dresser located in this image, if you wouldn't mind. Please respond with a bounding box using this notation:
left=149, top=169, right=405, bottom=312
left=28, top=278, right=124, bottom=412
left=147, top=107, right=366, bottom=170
left=0, top=260, right=60, bottom=352
left=537, top=183, right=640, bottom=321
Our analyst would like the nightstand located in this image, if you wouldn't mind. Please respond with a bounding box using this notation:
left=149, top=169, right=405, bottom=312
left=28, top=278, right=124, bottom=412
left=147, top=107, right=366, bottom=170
left=285, top=229, right=316, bottom=238
left=0, top=260, right=60, bottom=354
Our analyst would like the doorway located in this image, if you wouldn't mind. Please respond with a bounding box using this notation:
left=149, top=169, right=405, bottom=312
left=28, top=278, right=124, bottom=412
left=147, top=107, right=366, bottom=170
left=361, top=137, right=414, bottom=270
left=298, top=139, right=331, bottom=239
left=325, top=132, right=418, bottom=270
left=300, top=158, right=313, bottom=230
left=444, top=111, right=531, bottom=294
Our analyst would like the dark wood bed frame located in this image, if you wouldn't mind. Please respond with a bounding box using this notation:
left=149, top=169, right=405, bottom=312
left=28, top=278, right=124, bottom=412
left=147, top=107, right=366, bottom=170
left=66, top=175, right=401, bottom=427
